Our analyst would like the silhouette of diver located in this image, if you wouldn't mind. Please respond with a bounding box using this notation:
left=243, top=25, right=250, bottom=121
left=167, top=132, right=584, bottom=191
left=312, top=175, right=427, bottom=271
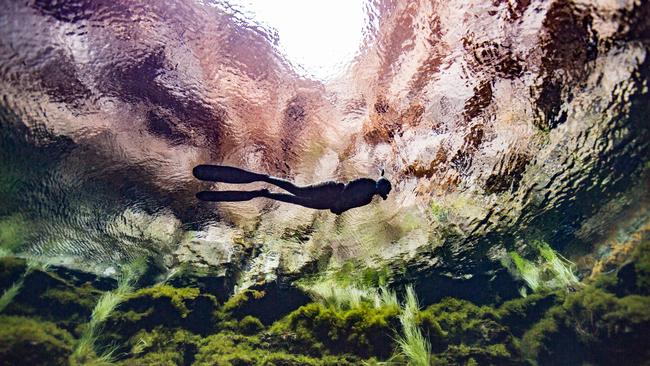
left=193, top=165, right=392, bottom=215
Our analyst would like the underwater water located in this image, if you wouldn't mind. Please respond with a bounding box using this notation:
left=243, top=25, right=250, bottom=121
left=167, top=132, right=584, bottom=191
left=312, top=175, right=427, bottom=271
left=0, top=0, right=649, bottom=365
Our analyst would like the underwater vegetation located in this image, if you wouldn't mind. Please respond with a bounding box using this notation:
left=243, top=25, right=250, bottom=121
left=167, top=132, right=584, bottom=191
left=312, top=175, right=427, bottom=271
left=396, top=286, right=431, bottom=366
left=0, top=232, right=648, bottom=366
left=70, top=259, right=147, bottom=365
left=0, top=0, right=648, bottom=364
left=505, top=241, right=579, bottom=295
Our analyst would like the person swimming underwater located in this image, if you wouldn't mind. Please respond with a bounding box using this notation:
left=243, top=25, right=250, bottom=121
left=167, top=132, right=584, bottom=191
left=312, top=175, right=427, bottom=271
left=193, top=165, right=392, bottom=215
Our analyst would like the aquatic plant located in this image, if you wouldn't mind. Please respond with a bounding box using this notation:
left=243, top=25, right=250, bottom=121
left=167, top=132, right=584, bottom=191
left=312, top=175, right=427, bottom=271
left=272, top=301, right=400, bottom=359
left=120, top=327, right=199, bottom=365
left=507, top=241, right=579, bottom=293
left=303, top=279, right=398, bottom=311
left=395, top=286, right=431, bottom=366
left=509, top=252, right=540, bottom=291
left=0, top=279, right=23, bottom=313
left=0, top=247, right=10, bottom=258
left=538, top=244, right=578, bottom=288
left=520, top=272, right=650, bottom=366
left=0, top=213, right=27, bottom=252
left=0, top=315, right=74, bottom=366
left=191, top=331, right=359, bottom=366
left=71, top=259, right=145, bottom=365
left=130, top=285, right=200, bottom=318
left=0, top=256, right=51, bottom=314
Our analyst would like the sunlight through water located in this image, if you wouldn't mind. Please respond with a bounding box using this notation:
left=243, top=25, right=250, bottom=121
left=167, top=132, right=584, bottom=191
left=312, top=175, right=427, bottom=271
left=229, top=0, right=367, bottom=80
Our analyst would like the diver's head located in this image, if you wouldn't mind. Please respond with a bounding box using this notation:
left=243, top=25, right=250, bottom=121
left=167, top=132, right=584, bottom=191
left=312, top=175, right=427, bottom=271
left=376, top=169, right=392, bottom=200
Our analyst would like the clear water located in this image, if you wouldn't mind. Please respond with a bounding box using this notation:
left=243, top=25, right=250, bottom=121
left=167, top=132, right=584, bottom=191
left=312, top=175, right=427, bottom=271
left=0, top=0, right=648, bottom=281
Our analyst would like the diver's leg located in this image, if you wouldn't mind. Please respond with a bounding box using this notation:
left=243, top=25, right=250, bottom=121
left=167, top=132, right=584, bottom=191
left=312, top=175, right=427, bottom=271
left=193, top=165, right=268, bottom=183
left=196, top=189, right=268, bottom=202
left=262, top=176, right=307, bottom=195
left=260, top=191, right=327, bottom=210
left=193, top=164, right=316, bottom=196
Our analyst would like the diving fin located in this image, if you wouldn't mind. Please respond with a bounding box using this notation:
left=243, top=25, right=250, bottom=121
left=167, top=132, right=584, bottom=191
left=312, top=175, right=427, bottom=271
left=193, top=165, right=267, bottom=183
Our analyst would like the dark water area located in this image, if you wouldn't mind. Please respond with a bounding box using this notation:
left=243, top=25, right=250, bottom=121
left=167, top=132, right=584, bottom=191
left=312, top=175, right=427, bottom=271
left=0, top=0, right=649, bottom=365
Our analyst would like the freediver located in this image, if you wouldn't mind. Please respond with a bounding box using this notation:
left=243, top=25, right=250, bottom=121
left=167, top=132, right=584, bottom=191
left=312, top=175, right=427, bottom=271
left=193, top=165, right=392, bottom=215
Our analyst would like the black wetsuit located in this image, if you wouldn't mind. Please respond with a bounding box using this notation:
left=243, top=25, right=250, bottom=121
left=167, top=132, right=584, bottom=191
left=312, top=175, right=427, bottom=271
left=193, top=165, right=380, bottom=214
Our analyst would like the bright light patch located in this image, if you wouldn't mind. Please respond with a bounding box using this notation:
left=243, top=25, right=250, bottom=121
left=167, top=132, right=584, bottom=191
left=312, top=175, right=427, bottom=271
left=232, top=0, right=366, bottom=80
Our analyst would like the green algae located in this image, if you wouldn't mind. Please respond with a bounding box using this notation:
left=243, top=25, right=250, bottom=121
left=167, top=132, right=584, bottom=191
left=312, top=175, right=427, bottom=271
left=519, top=239, right=650, bottom=366
left=237, top=315, right=265, bottom=335
left=222, top=288, right=265, bottom=314
left=0, top=258, right=103, bottom=335
left=0, top=231, right=648, bottom=366
left=0, top=213, right=27, bottom=252
left=417, top=297, right=523, bottom=365
left=0, top=315, right=75, bottom=366
left=101, top=282, right=219, bottom=353
left=192, top=332, right=358, bottom=366
left=270, top=301, right=400, bottom=359
left=131, top=285, right=200, bottom=318
left=120, top=327, right=199, bottom=366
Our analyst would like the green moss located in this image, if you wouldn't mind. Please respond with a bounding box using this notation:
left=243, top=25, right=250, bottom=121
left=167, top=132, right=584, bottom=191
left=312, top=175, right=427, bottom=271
left=42, top=285, right=100, bottom=316
left=238, top=315, right=264, bottom=335
left=191, top=332, right=262, bottom=366
left=562, top=286, right=650, bottom=346
left=165, top=263, right=233, bottom=302
left=631, top=237, right=650, bottom=293
left=130, top=285, right=200, bottom=318
left=102, top=284, right=218, bottom=350
left=520, top=307, right=576, bottom=365
left=120, top=351, right=180, bottom=366
left=420, top=298, right=498, bottom=347
left=0, top=315, right=74, bottom=366
left=521, top=282, right=650, bottom=365
left=220, top=286, right=310, bottom=326
left=496, top=291, right=559, bottom=337
left=192, top=332, right=357, bottom=366
left=259, top=352, right=357, bottom=366
left=0, top=213, right=28, bottom=252
left=430, top=201, right=449, bottom=222
left=3, top=269, right=103, bottom=332
left=119, top=327, right=199, bottom=366
left=271, top=302, right=400, bottom=359
left=223, top=289, right=266, bottom=315
left=439, top=343, right=516, bottom=366
left=305, top=260, right=394, bottom=289
left=0, top=256, right=26, bottom=290
left=359, top=266, right=392, bottom=287
left=418, top=297, right=523, bottom=365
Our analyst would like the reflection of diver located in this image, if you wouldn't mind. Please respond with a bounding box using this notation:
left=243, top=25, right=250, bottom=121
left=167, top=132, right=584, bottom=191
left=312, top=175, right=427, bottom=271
left=193, top=165, right=392, bottom=215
